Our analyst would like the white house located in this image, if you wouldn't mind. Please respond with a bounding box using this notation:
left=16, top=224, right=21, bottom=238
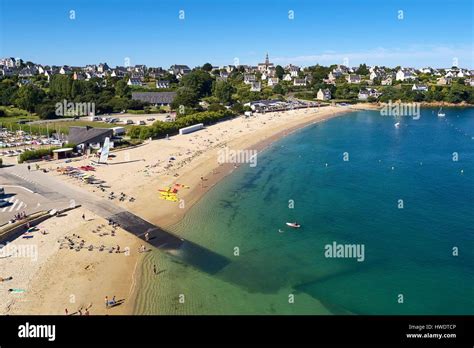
left=156, top=80, right=170, bottom=89
left=287, top=64, right=300, bottom=77
left=412, top=84, right=428, bottom=92
left=60, top=66, right=72, bottom=75
left=283, top=74, right=292, bottom=81
left=381, top=76, right=393, bottom=85
left=437, top=76, right=451, bottom=85
left=244, top=74, right=256, bottom=84
left=293, top=78, right=306, bottom=87
left=316, top=88, right=331, bottom=101
left=358, top=88, right=381, bottom=100
left=127, top=78, right=142, bottom=86
left=346, top=74, right=361, bottom=84
left=465, top=78, right=474, bottom=87
left=396, top=69, right=417, bottom=81
left=267, top=77, right=279, bottom=86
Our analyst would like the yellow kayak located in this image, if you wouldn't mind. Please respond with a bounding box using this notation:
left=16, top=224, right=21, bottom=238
left=159, top=195, right=178, bottom=202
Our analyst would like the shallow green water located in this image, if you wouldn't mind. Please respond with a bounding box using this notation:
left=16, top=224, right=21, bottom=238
left=135, top=108, right=474, bottom=315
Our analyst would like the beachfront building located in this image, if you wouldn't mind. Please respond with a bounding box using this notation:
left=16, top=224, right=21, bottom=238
left=358, top=88, right=381, bottom=100
left=316, top=88, right=332, bottom=101
left=248, top=99, right=287, bottom=112
left=131, top=92, right=177, bottom=107
left=283, top=73, right=292, bottom=81
left=68, top=126, right=113, bottom=150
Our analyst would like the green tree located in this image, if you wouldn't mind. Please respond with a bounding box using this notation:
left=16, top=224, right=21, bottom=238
left=171, top=87, right=199, bottom=109
left=180, top=70, right=213, bottom=99
left=15, top=85, right=45, bottom=112
left=213, top=80, right=235, bottom=104
left=115, top=79, right=130, bottom=98
left=356, top=64, right=369, bottom=75
left=275, top=65, right=285, bottom=79
left=202, top=63, right=213, bottom=72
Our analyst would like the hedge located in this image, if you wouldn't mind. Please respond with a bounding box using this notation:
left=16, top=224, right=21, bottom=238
left=19, top=148, right=58, bottom=163
left=128, top=110, right=236, bottom=140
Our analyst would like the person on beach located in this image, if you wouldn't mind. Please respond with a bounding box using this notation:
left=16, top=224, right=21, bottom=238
left=153, top=264, right=157, bottom=274
left=27, top=165, right=31, bottom=171
left=82, top=213, right=85, bottom=220
left=105, top=296, right=109, bottom=308
left=65, top=308, right=68, bottom=315
left=145, top=232, right=149, bottom=241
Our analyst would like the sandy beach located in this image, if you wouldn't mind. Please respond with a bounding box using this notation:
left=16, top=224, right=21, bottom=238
left=47, top=105, right=354, bottom=228
left=1, top=105, right=355, bottom=315
left=0, top=207, right=143, bottom=315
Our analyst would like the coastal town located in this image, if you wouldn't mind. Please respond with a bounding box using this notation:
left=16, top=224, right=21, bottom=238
left=0, top=54, right=473, bottom=316
left=1, top=53, right=472, bottom=158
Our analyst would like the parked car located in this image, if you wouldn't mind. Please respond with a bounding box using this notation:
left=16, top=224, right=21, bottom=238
left=139, top=121, right=146, bottom=125
left=126, top=120, right=134, bottom=125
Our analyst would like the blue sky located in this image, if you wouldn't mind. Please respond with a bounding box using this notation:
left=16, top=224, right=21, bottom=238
left=0, top=0, right=472, bottom=68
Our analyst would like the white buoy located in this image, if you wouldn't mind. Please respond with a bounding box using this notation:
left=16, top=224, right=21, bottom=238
left=325, top=163, right=328, bottom=167
left=461, top=169, right=464, bottom=174
left=391, top=166, right=395, bottom=170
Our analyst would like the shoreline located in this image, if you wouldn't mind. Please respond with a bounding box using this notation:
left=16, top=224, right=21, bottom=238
left=149, top=106, right=355, bottom=228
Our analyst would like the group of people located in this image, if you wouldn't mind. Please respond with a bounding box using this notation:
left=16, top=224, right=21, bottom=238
left=9, top=211, right=27, bottom=224
left=14, top=211, right=27, bottom=221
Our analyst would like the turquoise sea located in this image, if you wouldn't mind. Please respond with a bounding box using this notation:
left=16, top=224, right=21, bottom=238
left=135, top=108, right=474, bottom=315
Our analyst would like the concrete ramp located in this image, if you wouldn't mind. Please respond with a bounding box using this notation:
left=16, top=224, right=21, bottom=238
left=111, top=211, right=230, bottom=274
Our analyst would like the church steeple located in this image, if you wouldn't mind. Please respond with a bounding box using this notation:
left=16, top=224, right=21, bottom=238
left=265, top=53, right=269, bottom=65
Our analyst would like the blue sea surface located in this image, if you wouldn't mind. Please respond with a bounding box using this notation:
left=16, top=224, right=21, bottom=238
left=136, top=108, right=474, bottom=314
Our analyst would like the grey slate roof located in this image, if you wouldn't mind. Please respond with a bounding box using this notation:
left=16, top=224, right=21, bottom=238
left=131, top=92, right=177, bottom=104
left=68, top=126, right=113, bottom=145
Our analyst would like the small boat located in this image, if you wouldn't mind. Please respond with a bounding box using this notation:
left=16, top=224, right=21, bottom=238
left=286, top=222, right=301, bottom=228
left=437, top=107, right=445, bottom=117
left=394, top=122, right=400, bottom=128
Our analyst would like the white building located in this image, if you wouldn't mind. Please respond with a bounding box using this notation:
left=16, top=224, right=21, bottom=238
left=316, top=88, right=331, bottom=101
